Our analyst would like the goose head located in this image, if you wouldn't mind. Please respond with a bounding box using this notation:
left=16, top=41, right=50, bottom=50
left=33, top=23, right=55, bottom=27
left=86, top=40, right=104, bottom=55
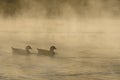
left=50, top=46, right=56, bottom=51
left=25, top=45, right=32, bottom=51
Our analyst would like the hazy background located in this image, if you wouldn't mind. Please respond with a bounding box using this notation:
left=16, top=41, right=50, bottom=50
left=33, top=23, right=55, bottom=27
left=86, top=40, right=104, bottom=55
left=0, top=0, right=119, bottom=57
left=0, top=0, right=119, bottom=61
left=0, top=0, right=120, bottom=18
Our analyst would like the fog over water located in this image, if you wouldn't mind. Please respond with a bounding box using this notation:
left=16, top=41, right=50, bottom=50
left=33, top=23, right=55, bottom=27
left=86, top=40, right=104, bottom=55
left=0, top=0, right=120, bottom=80
left=0, top=0, right=120, bottom=18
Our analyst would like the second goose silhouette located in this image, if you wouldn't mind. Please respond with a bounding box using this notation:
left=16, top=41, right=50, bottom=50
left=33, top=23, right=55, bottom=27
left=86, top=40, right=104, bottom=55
left=37, top=46, right=56, bottom=56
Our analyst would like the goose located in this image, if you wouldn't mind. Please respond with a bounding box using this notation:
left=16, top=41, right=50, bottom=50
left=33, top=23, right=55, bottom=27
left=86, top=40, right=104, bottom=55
left=37, top=46, right=56, bottom=56
left=12, top=45, right=32, bottom=55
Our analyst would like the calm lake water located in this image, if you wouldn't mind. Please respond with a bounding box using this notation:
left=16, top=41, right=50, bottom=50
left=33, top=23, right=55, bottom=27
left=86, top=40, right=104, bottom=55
left=0, top=50, right=120, bottom=80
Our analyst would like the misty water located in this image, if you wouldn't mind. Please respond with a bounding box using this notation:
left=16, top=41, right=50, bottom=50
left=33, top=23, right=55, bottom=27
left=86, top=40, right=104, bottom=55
left=0, top=19, right=120, bottom=80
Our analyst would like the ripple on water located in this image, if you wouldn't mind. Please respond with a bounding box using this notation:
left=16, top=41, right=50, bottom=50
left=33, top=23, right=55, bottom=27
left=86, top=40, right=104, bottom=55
left=0, top=54, right=120, bottom=80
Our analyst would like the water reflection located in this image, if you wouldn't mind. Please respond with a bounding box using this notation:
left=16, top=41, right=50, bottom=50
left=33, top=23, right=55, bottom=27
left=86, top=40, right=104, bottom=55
left=0, top=52, right=119, bottom=80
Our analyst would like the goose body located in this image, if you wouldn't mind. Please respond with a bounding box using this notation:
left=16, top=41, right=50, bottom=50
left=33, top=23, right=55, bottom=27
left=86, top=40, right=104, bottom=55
left=37, top=46, right=56, bottom=56
left=12, top=45, right=32, bottom=55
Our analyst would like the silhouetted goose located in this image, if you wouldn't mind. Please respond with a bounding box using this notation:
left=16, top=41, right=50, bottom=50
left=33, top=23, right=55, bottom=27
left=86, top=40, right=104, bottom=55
left=12, top=45, right=32, bottom=55
left=37, top=46, right=56, bottom=56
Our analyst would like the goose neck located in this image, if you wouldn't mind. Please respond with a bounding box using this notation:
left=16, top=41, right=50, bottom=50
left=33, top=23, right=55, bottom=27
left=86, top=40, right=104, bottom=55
left=26, top=49, right=31, bottom=53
